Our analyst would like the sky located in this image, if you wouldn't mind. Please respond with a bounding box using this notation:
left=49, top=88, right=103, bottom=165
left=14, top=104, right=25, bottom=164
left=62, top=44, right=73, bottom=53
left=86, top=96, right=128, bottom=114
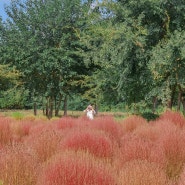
left=0, top=0, right=101, bottom=21
left=0, top=0, right=11, bottom=21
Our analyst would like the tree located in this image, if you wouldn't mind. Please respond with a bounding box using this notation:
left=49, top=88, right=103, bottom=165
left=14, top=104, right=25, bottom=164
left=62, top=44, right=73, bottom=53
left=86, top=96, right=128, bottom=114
left=2, top=0, right=90, bottom=117
left=85, top=0, right=185, bottom=113
left=148, top=30, right=185, bottom=110
left=0, top=64, right=28, bottom=109
left=1, top=0, right=185, bottom=114
left=82, top=0, right=152, bottom=111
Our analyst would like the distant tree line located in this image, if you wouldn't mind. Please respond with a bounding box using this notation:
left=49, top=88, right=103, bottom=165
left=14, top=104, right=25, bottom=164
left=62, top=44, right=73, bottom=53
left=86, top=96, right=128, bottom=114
left=0, top=0, right=185, bottom=118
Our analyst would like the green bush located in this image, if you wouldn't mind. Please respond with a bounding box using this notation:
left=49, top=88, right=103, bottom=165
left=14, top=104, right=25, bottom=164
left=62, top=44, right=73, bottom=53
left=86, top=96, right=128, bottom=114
left=0, top=88, right=29, bottom=109
left=141, top=112, right=159, bottom=121
left=11, top=112, right=24, bottom=120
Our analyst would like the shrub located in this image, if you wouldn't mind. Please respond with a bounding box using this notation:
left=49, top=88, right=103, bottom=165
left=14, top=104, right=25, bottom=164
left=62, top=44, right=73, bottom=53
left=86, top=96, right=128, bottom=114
left=156, top=127, right=185, bottom=181
left=150, top=119, right=179, bottom=136
left=117, top=134, right=166, bottom=169
left=159, top=110, right=185, bottom=128
left=118, top=160, right=170, bottom=185
left=120, top=115, right=148, bottom=133
left=54, top=116, right=80, bottom=130
left=36, top=150, right=117, bottom=185
left=133, top=124, right=160, bottom=142
left=29, top=119, right=57, bottom=135
left=11, top=112, right=24, bottom=120
left=0, top=144, right=39, bottom=185
left=29, top=122, right=48, bottom=135
left=0, top=118, right=12, bottom=147
left=60, top=127, right=117, bottom=160
left=10, top=120, right=35, bottom=140
left=177, top=165, right=185, bottom=185
left=89, top=116, right=124, bottom=143
left=24, top=129, right=62, bottom=163
left=141, top=112, right=159, bottom=121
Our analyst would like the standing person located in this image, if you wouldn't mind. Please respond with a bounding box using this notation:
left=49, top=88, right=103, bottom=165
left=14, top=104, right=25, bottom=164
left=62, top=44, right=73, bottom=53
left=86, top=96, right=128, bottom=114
left=84, top=104, right=96, bottom=120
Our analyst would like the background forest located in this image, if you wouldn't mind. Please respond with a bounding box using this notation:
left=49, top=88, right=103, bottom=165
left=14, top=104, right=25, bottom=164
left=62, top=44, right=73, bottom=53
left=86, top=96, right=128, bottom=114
left=0, top=0, right=185, bottom=118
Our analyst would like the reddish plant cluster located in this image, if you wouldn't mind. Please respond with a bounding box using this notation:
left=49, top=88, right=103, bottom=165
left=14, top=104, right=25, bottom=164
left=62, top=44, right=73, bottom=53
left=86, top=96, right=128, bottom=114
left=118, top=160, right=170, bottom=185
left=0, top=144, right=39, bottom=185
left=36, top=150, right=116, bottom=185
left=0, top=110, right=185, bottom=185
left=0, top=119, right=12, bottom=147
left=60, top=127, right=117, bottom=159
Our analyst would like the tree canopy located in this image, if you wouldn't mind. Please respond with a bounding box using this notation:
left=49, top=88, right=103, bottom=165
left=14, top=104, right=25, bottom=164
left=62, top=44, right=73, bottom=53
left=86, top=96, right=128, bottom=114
left=1, top=0, right=185, bottom=115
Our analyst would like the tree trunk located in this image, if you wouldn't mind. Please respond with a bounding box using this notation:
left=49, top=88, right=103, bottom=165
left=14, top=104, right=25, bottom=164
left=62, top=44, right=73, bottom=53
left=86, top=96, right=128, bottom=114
left=177, top=91, right=182, bottom=111
left=63, top=95, right=68, bottom=116
left=167, top=85, right=176, bottom=109
left=48, top=96, right=54, bottom=119
left=181, top=98, right=185, bottom=114
left=42, top=96, right=46, bottom=115
left=152, top=96, right=157, bottom=113
left=178, top=85, right=185, bottom=113
left=181, top=92, right=185, bottom=114
left=167, top=100, right=172, bottom=109
left=33, top=102, right=37, bottom=116
left=95, top=103, right=98, bottom=115
left=43, top=107, right=45, bottom=115
left=46, top=97, right=49, bottom=118
left=55, top=94, right=63, bottom=117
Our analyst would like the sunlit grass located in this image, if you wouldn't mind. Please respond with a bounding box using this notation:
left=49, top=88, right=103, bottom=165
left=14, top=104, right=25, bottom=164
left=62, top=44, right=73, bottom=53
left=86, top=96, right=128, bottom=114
left=0, top=109, right=127, bottom=120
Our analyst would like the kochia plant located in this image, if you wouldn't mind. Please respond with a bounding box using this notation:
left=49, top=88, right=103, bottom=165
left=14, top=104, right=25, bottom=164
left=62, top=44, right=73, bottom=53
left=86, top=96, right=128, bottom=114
left=36, top=150, right=117, bottom=185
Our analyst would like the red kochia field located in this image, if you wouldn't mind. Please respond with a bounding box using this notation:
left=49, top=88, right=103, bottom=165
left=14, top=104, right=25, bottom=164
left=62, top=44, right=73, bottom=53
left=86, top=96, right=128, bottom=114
left=1, top=111, right=185, bottom=185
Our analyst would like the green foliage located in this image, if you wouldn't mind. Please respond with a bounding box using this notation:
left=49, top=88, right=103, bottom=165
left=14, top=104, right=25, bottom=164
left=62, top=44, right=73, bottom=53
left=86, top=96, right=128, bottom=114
left=148, top=30, right=185, bottom=106
left=68, top=95, right=88, bottom=111
left=127, top=101, right=148, bottom=114
left=84, top=0, right=185, bottom=111
left=0, top=88, right=29, bottom=109
left=0, top=65, right=27, bottom=109
left=0, top=0, right=185, bottom=113
left=141, top=112, right=159, bottom=121
left=11, top=112, right=24, bottom=120
left=0, top=64, right=21, bottom=91
left=0, top=0, right=93, bottom=115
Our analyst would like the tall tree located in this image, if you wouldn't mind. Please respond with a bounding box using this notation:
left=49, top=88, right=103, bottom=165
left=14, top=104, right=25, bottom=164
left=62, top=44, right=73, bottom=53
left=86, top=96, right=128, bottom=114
left=148, top=30, right=185, bottom=110
left=82, top=0, right=152, bottom=111
left=85, top=0, right=185, bottom=112
left=0, top=64, right=28, bottom=109
left=2, top=0, right=90, bottom=117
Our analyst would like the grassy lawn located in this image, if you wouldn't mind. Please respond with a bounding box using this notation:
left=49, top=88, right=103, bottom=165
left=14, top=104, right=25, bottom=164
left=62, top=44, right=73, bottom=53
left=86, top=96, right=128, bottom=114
left=0, top=109, right=127, bottom=120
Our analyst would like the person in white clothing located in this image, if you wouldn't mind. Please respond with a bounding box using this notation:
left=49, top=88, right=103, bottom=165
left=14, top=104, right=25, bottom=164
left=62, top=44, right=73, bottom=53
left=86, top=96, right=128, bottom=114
left=84, top=104, right=96, bottom=120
